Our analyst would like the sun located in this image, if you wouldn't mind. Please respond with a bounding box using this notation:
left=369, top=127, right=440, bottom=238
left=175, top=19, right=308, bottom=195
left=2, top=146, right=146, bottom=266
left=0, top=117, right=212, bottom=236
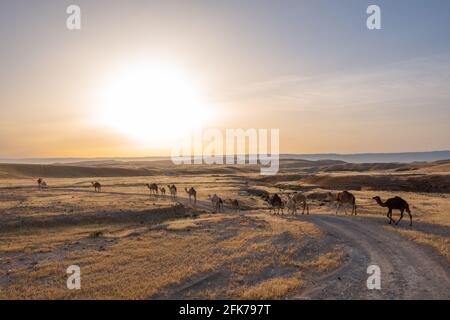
left=97, top=62, right=213, bottom=147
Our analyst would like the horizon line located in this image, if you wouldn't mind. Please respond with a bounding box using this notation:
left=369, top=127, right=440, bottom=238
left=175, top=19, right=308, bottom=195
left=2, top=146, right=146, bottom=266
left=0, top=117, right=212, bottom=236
left=1, top=150, right=450, bottom=161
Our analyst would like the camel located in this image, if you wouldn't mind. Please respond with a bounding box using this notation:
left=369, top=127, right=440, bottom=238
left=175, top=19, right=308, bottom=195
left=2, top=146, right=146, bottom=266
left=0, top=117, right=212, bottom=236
left=91, top=181, right=101, bottom=192
left=225, top=199, right=240, bottom=212
left=167, top=184, right=177, bottom=200
left=373, top=196, right=412, bottom=226
left=146, top=183, right=158, bottom=196
left=264, top=193, right=283, bottom=215
left=286, top=197, right=297, bottom=215
left=159, top=187, right=166, bottom=196
left=184, top=187, right=197, bottom=205
left=328, top=191, right=356, bottom=215
left=289, top=192, right=309, bottom=215
left=37, top=178, right=47, bottom=189
left=208, top=194, right=223, bottom=213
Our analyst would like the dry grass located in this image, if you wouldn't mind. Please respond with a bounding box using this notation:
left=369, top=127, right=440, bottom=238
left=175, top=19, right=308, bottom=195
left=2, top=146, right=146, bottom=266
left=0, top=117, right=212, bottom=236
left=0, top=211, right=324, bottom=299
left=394, top=229, right=450, bottom=262
left=165, top=219, right=199, bottom=231
left=298, top=248, right=344, bottom=273
left=237, top=275, right=303, bottom=300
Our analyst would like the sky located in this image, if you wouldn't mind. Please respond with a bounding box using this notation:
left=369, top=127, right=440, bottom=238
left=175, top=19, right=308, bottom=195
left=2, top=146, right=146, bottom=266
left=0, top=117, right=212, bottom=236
left=0, top=0, right=449, bottom=157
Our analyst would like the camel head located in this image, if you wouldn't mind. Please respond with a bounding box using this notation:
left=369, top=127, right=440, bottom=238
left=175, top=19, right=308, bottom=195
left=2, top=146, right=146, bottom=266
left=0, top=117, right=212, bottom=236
left=372, top=196, right=381, bottom=202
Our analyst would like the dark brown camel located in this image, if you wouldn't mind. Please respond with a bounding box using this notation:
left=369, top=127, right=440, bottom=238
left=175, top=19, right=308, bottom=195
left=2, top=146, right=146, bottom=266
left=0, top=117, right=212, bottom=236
left=146, top=183, right=158, bottom=196
left=264, top=193, right=283, bottom=215
left=373, top=196, right=412, bottom=226
left=91, top=181, right=101, bottom=192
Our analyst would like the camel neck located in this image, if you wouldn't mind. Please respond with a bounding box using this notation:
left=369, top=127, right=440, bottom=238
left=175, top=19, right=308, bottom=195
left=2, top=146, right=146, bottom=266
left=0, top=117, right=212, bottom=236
left=376, top=199, right=388, bottom=207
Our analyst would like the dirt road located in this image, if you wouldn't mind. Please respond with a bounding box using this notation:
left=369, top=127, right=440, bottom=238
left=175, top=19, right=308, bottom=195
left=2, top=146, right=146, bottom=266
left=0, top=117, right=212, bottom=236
left=296, top=214, right=450, bottom=299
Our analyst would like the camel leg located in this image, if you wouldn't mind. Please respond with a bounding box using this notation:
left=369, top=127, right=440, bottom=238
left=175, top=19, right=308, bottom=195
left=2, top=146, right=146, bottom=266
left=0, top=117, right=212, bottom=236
left=306, top=204, right=309, bottom=215
left=396, top=209, right=404, bottom=225
left=387, top=209, right=394, bottom=224
left=335, top=203, right=340, bottom=215
left=408, top=211, right=413, bottom=226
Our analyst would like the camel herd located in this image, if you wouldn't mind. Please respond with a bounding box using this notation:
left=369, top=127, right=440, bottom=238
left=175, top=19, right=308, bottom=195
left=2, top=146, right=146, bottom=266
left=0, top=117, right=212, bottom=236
left=35, top=178, right=413, bottom=226
left=263, top=190, right=412, bottom=226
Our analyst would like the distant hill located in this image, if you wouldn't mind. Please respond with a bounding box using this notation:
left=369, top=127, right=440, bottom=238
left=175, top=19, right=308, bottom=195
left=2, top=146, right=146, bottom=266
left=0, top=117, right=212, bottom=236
left=0, top=151, right=449, bottom=165
left=280, top=151, right=450, bottom=163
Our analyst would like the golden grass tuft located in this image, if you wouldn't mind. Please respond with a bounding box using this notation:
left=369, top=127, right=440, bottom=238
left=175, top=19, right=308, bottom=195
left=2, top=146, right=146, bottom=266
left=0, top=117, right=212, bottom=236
left=237, top=275, right=303, bottom=300
left=298, top=248, right=344, bottom=273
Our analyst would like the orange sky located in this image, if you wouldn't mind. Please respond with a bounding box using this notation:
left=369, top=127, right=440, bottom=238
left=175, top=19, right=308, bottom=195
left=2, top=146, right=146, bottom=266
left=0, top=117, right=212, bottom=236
left=1, top=1, right=449, bottom=157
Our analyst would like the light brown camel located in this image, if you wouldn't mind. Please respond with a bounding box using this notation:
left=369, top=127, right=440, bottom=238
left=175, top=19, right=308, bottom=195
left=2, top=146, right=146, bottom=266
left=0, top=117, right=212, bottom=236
left=373, top=196, right=412, bottom=226
left=290, top=192, right=309, bottom=215
left=146, top=183, right=158, bottom=196
left=184, top=187, right=197, bottom=205
left=328, top=191, right=356, bottom=215
left=167, top=184, right=177, bottom=200
left=91, top=181, right=101, bottom=192
left=159, top=187, right=166, bottom=196
left=208, top=194, right=223, bottom=213
left=286, top=197, right=297, bottom=215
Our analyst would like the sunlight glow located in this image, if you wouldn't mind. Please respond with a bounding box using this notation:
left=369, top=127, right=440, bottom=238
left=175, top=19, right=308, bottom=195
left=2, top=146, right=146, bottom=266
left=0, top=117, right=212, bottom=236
left=97, top=62, right=214, bottom=147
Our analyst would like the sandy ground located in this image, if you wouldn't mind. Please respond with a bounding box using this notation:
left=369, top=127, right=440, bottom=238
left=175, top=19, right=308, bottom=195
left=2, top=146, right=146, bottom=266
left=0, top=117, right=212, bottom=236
left=0, top=161, right=449, bottom=299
